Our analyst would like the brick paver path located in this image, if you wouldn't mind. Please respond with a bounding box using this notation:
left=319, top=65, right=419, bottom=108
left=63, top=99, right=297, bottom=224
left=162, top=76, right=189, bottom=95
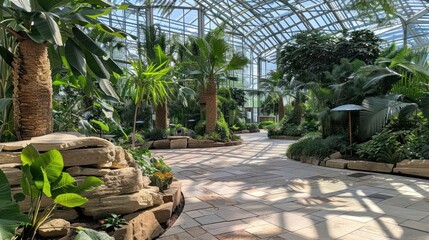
left=153, top=132, right=429, bottom=240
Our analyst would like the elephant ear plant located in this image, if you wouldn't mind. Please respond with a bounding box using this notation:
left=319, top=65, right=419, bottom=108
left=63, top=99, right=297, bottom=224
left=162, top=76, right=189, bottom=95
left=17, top=144, right=103, bottom=240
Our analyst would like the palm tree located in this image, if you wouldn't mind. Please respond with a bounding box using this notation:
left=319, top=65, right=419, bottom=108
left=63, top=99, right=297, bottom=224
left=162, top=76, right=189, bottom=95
left=129, top=46, right=172, bottom=147
left=0, top=0, right=125, bottom=140
left=179, top=27, right=249, bottom=133
left=259, top=70, right=289, bottom=121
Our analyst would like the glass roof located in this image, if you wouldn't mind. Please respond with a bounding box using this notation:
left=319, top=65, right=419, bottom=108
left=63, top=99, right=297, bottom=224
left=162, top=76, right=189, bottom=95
left=112, top=0, right=429, bottom=60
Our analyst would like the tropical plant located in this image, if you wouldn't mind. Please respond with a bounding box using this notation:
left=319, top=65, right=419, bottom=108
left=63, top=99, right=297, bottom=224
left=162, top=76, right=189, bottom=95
left=0, top=0, right=126, bottom=140
left=178, top=26, right=249, bottom=133
left=18, top=144, right=103, bottom=240
left=144, top=127, right=167, bottom=141
left=0, top=169, right=28, bottom=239
left=99, top=214, right=128, bottom=232
left=128, top=46, right=172, bottom=147
left=259, top=70, right=292, bottom=121
left=286, top=137, right=330, bottom=160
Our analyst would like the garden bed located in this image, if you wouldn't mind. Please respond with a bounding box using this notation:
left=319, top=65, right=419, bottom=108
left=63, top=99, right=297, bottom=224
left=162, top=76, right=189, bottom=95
left=269, top=135, right=302, bottom=140
left=289, top=152, right=429, bottom=178
left=146, top=138, right=243, bottom=149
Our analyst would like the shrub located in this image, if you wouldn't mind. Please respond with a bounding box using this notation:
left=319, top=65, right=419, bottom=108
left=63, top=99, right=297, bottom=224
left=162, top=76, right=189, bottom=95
left=144, top=127, right=167, bottom=141
left=258, top=120, right=275, bottom=129
left=357, top=129, right=408, bottom=163
left=217, top=116, right=232, bottom=140
left=194, top=120, right=206, bottom=136
left=286, top=137, right=330, bottom=160
left=246, top=123, right=259, bottom=130
left=324, top=134, right=348, bottom=154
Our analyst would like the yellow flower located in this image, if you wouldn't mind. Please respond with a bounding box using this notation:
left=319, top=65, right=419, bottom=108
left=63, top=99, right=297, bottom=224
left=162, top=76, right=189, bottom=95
left=154, top=172, right=164, bottom=179
left=164, top=172, right=174, bottom=179
left=155, top=163, right=163, bottom=169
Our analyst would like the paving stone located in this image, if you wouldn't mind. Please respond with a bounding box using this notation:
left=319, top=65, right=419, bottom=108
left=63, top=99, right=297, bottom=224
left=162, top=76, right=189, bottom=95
left=151, top=132, right=429, bottom=239
left=325, top=159, right=349, bottom=169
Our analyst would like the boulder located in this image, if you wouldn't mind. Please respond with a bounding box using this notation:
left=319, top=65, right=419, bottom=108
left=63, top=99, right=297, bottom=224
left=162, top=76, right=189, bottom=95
left=153, top=140, right=170, bottom=149
left=38, top=219, right=70, bottom=238
left=111, top=147, right=130, bottom=169
left=326, top=159, right=348, bottom=169
left=2, top=167, right=21, bottom=186
left=82, top=188, right=164, bottom=218
left=0, top=133, right=114, bottom=151
left=60, top=146, right=115, bottom=167
left=66, top=166, right=111, bottom=177
left=81, top=167, right=144, bottom=197
left=53, top=209, right=79, bottom=221
left=163, top=180, right=182, bottom=209
left=113, top=211, right=163, bottom=240
left=0, top=152, right=21, bottom=164
left=300, top=156, right=320, bottom=166
left=393, top=159, right=429, bottom=177
left=170, top=139, right=188, bottom=149
left=146, top=202, right=174, bottom=224
left=348, top=161, right=394, bottom=173
left=329, top=152, right=342, bottom=159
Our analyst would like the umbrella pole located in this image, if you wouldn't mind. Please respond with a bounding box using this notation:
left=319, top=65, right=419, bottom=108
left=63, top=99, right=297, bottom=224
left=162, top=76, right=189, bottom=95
left=349, top=111, right=352, bottom=156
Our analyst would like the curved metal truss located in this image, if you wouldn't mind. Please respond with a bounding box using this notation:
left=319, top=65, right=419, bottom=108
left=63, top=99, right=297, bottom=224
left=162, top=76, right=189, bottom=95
left=110, top=0, right=429, bottom=61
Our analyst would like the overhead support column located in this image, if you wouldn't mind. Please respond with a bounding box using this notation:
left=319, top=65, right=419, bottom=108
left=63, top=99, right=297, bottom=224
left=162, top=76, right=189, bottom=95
left=198, top=8, right=205, bottom=38
left=146, top=5, right=154, bottom=27
left=324, top=0, right=347, bottom=30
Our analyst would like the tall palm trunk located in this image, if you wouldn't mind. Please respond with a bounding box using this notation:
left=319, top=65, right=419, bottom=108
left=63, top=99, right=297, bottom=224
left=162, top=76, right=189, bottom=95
left=198, top=86, right=207, bottom=121
left=293, top=92, right=302, bottom=125
left=205, top=76, right=217, bottom=133
left=278, top=97, right=285, bottom=121
left=155, top=101, right=168, bottom=129
left=12, top=39, right=52, bottom=140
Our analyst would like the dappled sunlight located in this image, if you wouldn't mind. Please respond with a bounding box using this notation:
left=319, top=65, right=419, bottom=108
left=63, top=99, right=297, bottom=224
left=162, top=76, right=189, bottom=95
left=153, top=132, right=429, bottom=239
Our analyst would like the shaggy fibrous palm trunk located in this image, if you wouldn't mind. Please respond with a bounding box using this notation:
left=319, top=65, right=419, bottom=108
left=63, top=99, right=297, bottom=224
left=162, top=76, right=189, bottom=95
left=12, top=39, right=53, bottom=140
left=198, top=86, right=207, bottom=121
left=293, top=92, right=302, bottom=125
left=155, top=101, right=168, bottom=129
left=205, top=76, right=217, bottom=133
left=278, top=97, right=285, bottom=121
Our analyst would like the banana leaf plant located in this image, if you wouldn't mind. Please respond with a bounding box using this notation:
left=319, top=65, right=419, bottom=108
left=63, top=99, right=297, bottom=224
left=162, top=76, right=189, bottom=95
left=0, top=0, right=127, bottom=140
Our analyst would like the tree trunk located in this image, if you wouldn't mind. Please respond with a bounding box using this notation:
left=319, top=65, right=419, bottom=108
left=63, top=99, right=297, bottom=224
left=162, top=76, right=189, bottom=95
left=155, top=101, right=168, bottom=129
left=205, top=76, right=217, bottom=133
left=199, top=86, right=206, bottom=121
left=278, top=97, right=285, bottom=121
left=293, top=92, right=302, bottom=125
left=12, top=39, right=52, bottom=140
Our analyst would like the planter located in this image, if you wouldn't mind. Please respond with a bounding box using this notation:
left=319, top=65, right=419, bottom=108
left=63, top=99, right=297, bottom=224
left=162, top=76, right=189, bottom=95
left=348, top=161, right=394, bottom=173
left=393, top=159, right=429, bottom=178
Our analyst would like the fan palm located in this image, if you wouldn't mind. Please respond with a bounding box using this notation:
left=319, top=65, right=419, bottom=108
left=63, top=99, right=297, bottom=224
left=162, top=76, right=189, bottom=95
left=259, top=70, right=293, bottom=121
left=179, top=27, right=249, bottom=133
left=0, top=0, right=125, bottom=140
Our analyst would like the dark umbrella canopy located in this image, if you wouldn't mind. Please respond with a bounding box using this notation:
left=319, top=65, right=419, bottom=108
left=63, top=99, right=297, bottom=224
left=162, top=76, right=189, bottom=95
left=330, top=104, right=365, bottom=156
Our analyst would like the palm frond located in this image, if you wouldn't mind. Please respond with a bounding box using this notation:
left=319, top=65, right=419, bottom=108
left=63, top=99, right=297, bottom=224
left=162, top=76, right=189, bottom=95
left=360, top=96, right=417, bottom=139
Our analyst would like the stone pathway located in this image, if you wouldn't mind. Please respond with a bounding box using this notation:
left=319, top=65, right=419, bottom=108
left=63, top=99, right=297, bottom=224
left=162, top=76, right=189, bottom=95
left=152, top=132, right=429, bottom=240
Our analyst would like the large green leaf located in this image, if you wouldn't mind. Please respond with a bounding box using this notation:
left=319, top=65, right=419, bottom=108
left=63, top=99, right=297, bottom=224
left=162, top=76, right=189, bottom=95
left=51, top=172, right=77, bottom=198
left=0, top=170, right=29, bottom=240
left=74, top=176, right=103, bottom=194
left=10, top=0, right=32, bottom=12
left=99, top=79, right=120, bottom=101
left=21, top=144, right=40, bottom=166
left=33, top=12, right=63, bottom=46
left=36, top=149, right=64, bottom=182
left=74, top=228, right=114, bottom=240
left=65, top=39, right=87, bottom=76
left=54, top=193, right=87, bottom=207
left=85, top=51, right=110, bottom=79
left=0, top=46, right=13, bottom=66
left=0, top=98, right=12, bottom=112
left=360, top=97, right=417, bottom=139
left=73, top=27, right=106, bottom=56
left=36, top=0, right=72, bottom=11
